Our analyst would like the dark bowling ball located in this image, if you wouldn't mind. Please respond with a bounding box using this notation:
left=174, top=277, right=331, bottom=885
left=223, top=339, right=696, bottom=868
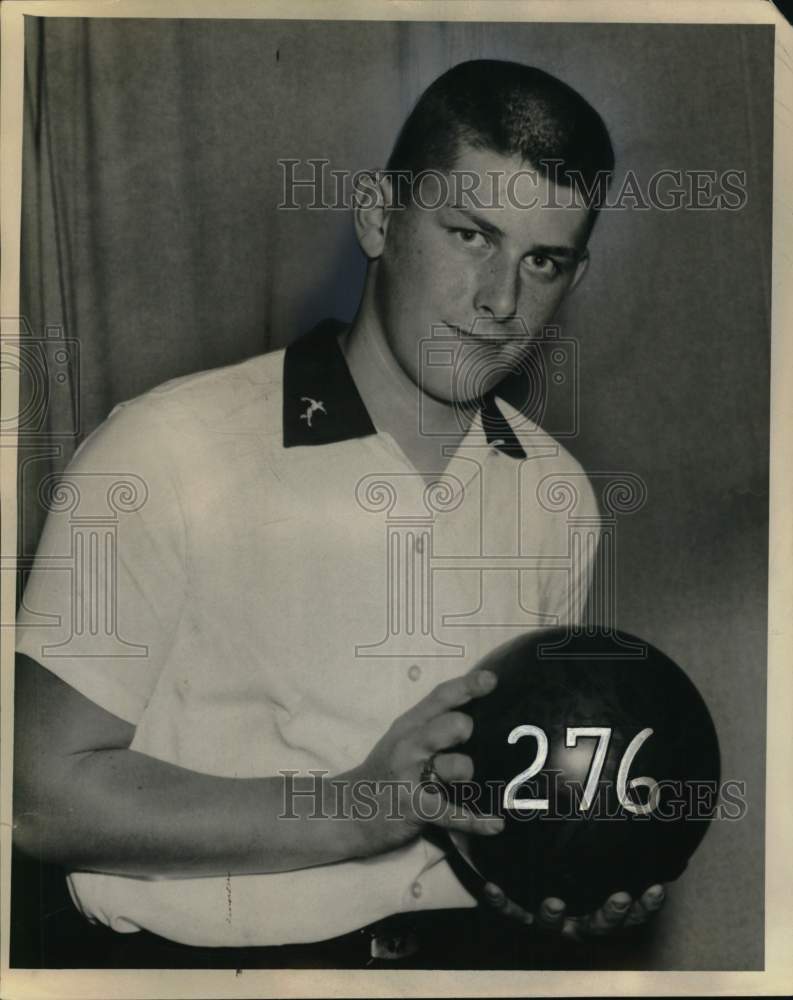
left=445, top=628, right=720, bottom=916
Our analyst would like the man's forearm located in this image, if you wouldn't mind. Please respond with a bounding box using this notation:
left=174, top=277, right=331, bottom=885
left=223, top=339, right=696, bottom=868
left=16, top=748, right=365, bottom=879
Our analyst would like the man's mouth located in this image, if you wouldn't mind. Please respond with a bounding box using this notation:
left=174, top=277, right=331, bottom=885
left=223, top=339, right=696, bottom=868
left=449, top=323, right=513, bottom=349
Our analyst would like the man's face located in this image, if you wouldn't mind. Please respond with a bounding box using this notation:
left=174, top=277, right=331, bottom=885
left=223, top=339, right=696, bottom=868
left=373, top=145, right=592, bottom=405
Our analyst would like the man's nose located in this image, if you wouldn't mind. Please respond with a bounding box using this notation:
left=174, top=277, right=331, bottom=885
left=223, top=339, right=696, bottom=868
left=474, top=261, right=519, bottom=323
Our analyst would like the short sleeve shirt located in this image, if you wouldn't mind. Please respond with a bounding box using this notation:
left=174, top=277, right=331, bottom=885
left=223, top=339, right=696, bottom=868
left=16, top=320, right=601, bottom=946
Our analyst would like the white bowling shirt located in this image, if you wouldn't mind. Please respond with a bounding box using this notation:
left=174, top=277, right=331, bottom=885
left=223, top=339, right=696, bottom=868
left=15, top=320, right=600, bottom=946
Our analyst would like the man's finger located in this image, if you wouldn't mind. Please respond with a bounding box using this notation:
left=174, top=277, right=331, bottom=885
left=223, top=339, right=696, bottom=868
left=410, top=670, right=497, bottom=724
left=535, top=896, right=567, bottom=931
left=560, top=916, right=587, bottom=943
left=422, top=712, right=474, bottom=753
left=417, top=787, right=503, bottom=836
left=641, top=884, right=665, bottom=912
left=482, top=883, right=534, bottom=925
left=432, top=751, right=474, bottom=783
left=582, top=891, right=633, bottom=935
left=623, top=884, right=665, bottom=927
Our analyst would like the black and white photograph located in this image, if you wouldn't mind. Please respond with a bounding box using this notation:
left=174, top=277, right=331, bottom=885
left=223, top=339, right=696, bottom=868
left=1, top=0, right=791, bottom=995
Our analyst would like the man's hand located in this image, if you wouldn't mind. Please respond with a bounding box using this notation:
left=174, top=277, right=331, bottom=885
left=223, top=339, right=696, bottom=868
left=481, top=881, right=666, bottom=942
left=343, top=669, right=505, bottom=857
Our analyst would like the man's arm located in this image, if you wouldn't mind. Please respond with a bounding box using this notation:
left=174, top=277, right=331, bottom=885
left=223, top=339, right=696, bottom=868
left=13, top=655, right=360, bottom=878
left=13, top=653, right=502, bottom=879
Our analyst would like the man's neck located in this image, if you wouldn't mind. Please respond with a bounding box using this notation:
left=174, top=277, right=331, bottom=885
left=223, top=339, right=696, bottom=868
left=341, top=314, right=474, bottom=477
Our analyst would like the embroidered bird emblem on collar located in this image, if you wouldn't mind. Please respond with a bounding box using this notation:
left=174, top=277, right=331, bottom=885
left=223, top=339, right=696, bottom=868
left=300, top=396, right=327, bottom=428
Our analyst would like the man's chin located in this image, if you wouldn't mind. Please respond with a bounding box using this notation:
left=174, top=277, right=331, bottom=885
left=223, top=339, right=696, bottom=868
left=418, top=365, right=508, bottom=407
left=419, top=381, right=490, bottom=410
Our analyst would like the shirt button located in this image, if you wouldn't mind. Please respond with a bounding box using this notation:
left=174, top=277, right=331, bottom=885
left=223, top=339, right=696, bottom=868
left=410, top=881, right=423, bottom=899
left=408, top=664, right=422, bottom=681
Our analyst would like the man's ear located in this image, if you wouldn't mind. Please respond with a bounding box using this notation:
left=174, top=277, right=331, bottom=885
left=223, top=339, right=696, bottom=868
left=353, top=171, right=395, bottom=259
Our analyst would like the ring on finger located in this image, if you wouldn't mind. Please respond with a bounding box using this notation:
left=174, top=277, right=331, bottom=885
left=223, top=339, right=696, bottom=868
left=420, top=753, right=444, bottom=791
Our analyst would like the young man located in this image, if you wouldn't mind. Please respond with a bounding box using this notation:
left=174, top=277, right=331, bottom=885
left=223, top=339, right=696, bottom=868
left=13, top=60, right=664, bottom=967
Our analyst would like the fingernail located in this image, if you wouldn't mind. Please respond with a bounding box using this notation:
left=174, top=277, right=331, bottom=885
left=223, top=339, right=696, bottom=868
left=611, top=894, right=631, bottom=910
left=546, top=898, right=565, bottom=914
left=484, top=883, right=501, bottom=899
left=648, top=885, right=665, bottom=900
left=479, top=670, right=497, bottom=692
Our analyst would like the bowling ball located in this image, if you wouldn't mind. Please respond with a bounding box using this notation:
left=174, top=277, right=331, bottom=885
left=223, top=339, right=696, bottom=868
left=444, top=628, right=720, bottom=915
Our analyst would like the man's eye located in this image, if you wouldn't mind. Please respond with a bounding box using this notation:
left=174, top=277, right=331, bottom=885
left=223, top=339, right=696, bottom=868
left=454, top=228, right=489, bottom=248
left=525, top=254, right=560, bottom=276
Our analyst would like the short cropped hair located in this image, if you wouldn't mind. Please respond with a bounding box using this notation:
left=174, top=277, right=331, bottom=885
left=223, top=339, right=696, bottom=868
left=385, top=59, right=614, bottom=213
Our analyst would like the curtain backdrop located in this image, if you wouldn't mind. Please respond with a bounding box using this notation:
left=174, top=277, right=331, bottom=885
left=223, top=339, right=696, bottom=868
left=17, top=17, right=772, bottom=970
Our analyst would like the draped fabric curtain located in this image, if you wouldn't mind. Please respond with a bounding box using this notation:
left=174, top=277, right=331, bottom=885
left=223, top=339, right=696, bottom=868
left=18, top=16, right=365, bottom=565
left=17, top=17, right=772, bottom=970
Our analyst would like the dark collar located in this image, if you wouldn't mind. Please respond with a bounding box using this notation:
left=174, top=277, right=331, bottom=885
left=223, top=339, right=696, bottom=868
left=283, top=319, right=526, bottom=459
left=480, top=390, right=528, bottom=459
left=283, top=319, right=375, bottom=448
